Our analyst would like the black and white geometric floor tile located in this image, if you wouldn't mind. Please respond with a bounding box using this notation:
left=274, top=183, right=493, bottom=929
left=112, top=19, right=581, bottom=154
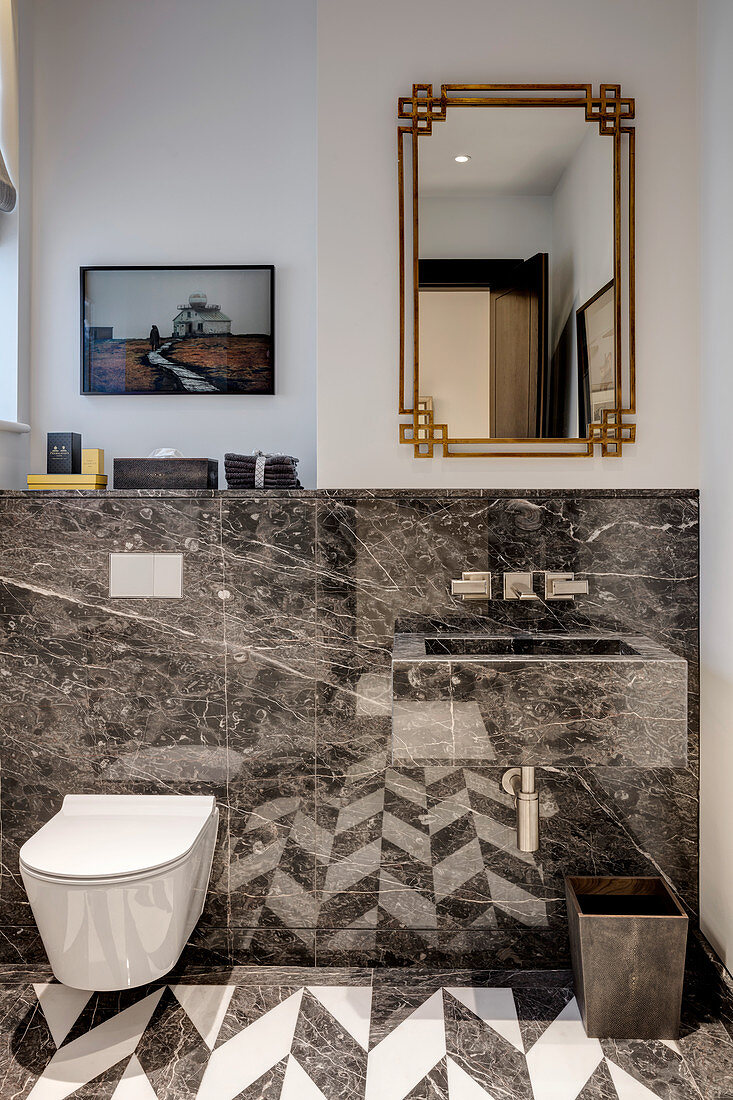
left=9, top=975, right=712, bottom=1099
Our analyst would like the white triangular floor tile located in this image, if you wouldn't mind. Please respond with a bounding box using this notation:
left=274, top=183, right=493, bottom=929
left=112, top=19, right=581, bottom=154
left=280, top=1054, right=330, bottom=1099
left=525, top=997, right=603, bottom=1100
left=308, top=986, right=372, bottom=1049
left=171, top=984, right=235, bottom=1050
left=445, top=987, right=524, bottom=1053
left=606, top=1058, right=664, bottom=1099
left=33, top=984, right=93, bottom=1048
left=27, top=988, right=164, bottom=1100
left=365, top=989, right=446, bottom=1100
left=196, top=988, right=303, bottom=1100
left=110, top=1055, right=158, bottom=1099
left=446, top=1055, right=497, bottom=1099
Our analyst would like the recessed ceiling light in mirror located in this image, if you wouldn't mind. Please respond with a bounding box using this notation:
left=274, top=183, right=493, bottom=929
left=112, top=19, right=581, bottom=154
left=454, top=154, right=471, bottom=163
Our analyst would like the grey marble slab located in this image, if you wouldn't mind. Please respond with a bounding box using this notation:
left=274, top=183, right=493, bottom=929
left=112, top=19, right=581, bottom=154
left=221, top=498, right=317, bottom=647
left=0, top=489, right=700, bottom=970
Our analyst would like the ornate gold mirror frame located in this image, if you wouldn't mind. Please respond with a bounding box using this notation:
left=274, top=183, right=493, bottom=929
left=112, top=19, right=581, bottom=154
left=398, top=84, right=636, bottom=458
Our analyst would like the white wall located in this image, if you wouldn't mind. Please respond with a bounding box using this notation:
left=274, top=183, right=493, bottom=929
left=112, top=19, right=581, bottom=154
left=24, top=0, right=316, bottom=487
left=420, top=195, right=552, bottom=260
left=700, top=0, right=733, bottom=972
left=548, top=127, right=615, bottom=436
left=0, top=0, right=19, bottom=422
left=0, top=0, right=29, bottom=487
left=550, top=128, right=614, bottom=357
left=317, top=0, right=700, bottom=487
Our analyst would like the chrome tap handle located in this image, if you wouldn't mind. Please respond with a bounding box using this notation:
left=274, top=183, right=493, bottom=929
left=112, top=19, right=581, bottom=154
left=544, top=572, right=589, bottom=600
left=450, top=571, right=491, bottom=600
left=553, top=579, right=589, bottom=595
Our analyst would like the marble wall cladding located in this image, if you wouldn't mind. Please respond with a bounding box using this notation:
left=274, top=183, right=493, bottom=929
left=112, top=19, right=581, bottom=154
left=0, top=490, right=698, bottom=967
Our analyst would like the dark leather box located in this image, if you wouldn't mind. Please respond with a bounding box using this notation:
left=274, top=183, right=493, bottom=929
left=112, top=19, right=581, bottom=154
left=113, top=458, right=218, bottom=489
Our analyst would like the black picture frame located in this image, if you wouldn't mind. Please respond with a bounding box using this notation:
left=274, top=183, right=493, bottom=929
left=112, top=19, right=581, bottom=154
left=80, top=265, right=275, bottom=396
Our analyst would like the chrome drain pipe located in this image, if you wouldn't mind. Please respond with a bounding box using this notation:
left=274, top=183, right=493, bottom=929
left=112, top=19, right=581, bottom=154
left=501, top=766, right=540, bottom=852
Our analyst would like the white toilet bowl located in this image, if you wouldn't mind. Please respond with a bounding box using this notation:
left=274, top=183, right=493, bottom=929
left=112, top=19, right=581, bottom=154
left=19, top=794, right=219, bottom=990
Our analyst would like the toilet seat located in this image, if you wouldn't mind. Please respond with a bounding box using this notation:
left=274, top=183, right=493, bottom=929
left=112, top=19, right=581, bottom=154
left=19, top=794, right=217, bottom=883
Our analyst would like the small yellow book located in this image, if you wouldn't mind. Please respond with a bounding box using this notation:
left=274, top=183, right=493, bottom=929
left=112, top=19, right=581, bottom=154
left=27, top=474, right=108, bottom=489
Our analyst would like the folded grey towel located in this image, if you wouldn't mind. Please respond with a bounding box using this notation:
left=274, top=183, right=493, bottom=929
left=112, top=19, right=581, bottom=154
left=225, top=477, right=299, bottom=486
left=225, top=475, right=299, bottom=484
left=225, top=462, right=296, bottom=472
left=226, top=481, right=302, bottom=489
left=225, top=468, right=299, bottom=480
left=225, top=452, right=299, bottom=465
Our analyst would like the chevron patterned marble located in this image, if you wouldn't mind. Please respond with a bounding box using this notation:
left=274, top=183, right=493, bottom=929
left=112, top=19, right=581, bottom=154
left=2, top=957, right=732, bottom=1100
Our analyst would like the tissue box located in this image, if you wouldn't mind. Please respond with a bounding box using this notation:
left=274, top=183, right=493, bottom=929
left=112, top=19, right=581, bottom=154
left=113, top=458, right=218, bottom=489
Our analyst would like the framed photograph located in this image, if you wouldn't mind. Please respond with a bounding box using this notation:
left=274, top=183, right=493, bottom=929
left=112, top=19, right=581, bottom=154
left=81, top=265, right=274, bottom=395
left=577, top=279, right=615, bottom=436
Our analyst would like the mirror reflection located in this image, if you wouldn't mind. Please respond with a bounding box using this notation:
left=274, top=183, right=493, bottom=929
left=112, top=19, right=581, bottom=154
left=418, top=108, right=614, bottom=439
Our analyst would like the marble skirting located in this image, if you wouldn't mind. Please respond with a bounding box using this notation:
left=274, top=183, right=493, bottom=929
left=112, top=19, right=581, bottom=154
left=0, top=491, right=699, bottom=968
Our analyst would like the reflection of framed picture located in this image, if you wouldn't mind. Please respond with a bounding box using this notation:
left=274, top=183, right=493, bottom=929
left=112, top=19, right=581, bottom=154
left=80, top=265, right=274, bottom=395
left=577, top=280, right=614, bottom=436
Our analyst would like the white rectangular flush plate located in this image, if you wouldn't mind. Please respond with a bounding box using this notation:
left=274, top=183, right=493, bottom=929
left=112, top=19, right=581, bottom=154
left=109, top=553, right=183, bottom=598
left=153, top=553, right=183, bottom=598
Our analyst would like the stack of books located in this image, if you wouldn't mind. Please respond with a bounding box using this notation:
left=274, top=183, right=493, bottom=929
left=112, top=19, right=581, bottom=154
left=27, top=473, right=108, bottom=491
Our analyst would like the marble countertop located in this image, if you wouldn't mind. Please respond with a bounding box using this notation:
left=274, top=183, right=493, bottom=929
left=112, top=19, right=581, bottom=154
left=0, top=487, right=700, bottom=499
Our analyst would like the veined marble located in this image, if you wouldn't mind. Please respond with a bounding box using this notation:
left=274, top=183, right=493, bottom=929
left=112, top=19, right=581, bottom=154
left=0, top=941, right=730, bottom=1099
left=0, top=491, right=698, bottom=967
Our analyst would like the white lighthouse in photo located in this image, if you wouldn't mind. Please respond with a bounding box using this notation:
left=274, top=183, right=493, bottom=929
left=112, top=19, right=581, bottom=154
left=172, top=292, right=232, bottom=337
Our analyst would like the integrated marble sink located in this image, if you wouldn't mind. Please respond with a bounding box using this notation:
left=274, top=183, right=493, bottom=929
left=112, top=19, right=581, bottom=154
left=423, top=636, right=640, bottom=657
left=392, top=630, right=687, bottom=768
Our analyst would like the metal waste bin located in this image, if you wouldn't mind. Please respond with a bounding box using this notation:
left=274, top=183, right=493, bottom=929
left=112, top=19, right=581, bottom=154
left=565, top=875, right=688, bottom=1039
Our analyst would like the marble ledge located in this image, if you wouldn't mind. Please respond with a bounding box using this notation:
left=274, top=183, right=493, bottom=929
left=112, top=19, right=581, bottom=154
left=0, top=487, right=700, bottom=500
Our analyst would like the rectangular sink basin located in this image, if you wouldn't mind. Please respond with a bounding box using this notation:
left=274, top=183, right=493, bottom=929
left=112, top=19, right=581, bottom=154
left=423, top=636, right=640, bottom=657
left=392, top=631, right=687, bottom=768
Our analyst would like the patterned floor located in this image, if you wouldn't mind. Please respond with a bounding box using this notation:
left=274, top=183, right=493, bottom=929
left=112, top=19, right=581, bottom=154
left=2, top=964, right=733, bottom=1099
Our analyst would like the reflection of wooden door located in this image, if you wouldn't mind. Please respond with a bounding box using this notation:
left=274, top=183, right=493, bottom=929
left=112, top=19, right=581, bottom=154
left=489, top=253, right=547, bottom=438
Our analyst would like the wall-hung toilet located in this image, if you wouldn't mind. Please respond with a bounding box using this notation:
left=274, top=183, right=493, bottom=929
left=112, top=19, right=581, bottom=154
left=19, top=794, right=219, bottom=991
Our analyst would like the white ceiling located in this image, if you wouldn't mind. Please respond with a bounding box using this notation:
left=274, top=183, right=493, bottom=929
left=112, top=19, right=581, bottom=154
left=418, top=107, right=597, bottom=197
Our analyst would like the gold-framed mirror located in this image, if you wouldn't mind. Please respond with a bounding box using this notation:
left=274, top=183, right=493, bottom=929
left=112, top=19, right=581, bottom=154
left=398, top=84, right=635, bottom=458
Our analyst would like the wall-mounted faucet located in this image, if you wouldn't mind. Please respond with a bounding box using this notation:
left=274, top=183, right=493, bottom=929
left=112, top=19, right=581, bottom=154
left=544, top=572, right=589, bottom=600
left=450, top=571, right=491, bottom=601
left=502, top=766, right=540, bottom=852
left=451, top=570, right=589, bottom=602
left=503, top=572, right=539, bottom=600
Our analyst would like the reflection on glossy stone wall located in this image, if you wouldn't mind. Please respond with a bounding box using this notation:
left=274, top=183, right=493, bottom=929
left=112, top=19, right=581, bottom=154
left=0, top=489, right=698, bottom=967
